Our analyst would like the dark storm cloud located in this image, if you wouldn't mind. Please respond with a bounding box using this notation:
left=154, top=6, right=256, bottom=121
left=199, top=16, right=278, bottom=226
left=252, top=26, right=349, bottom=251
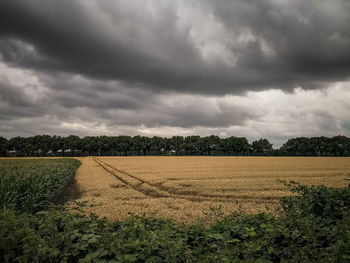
left=43, top=75, right=154, bottom=110
left=0, top=65, right=257, bottom=129
left=0, top=0, right=205, bottom=92
left=44, top=74, right=259, bottom=128
left=209, top=0, right=350, bottom=78
left=0, top=77, right=32, bottom=107
left=1, top=0, right=350, bottom=95
left=1, top=0, right=350, bottom=143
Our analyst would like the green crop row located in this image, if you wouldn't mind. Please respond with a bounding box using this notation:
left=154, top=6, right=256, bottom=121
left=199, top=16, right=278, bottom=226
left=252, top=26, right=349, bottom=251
left=0, top=159, right=80, bottom=212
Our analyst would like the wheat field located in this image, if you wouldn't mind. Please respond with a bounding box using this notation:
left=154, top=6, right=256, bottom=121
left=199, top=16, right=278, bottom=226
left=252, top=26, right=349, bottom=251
left=69, top=156, right=350, bottom=223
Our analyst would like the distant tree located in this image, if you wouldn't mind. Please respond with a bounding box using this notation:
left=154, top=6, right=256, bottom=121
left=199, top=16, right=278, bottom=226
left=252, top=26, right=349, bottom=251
left=280, top=137, right=308, bottom=156
left=223, top=137, right=250, bottom=155
left=132, top=135, right=144, bottom=155
left=168, top=136, right=185, bottom=155
left=149, top=136, right=164, bottom=155
left=32, top=135, right=52, bottom=155
left=108, top=136, right=120, bottom=156
left=118, top=136, right=131, bottom=156
left=64, top=135, right=82, bottom=156
left=252, top=139, right=273, bottom=155
left=202, top=135, right=220, bottom=155
left=0, top=136, right=7, bottom=156
left=98, top=136, right=113, bottom=155
left=24, top=136, right=36, bottom=156
left=8, top=137, right=26, bottom=156
left=184, top=136, right=201, bottom=155
left=330, top=135, right=350, bottom=156
left=2, top=134, right=349, bottom=157
left=279, top=136, right=350, bottom=156
left=50, top=135, right=63, bottom=155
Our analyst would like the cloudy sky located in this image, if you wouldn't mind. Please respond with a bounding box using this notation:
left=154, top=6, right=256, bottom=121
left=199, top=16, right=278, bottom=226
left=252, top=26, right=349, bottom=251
left=1, top=0, right=350, bottom=147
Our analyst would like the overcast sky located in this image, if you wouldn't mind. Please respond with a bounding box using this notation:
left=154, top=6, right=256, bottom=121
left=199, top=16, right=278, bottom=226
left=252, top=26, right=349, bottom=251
left=0, top=0, right=350, bottom=147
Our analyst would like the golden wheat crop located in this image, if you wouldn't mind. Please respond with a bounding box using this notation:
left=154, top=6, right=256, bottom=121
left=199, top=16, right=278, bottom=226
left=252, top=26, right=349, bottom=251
left=70, top=156, right=350, bottom=223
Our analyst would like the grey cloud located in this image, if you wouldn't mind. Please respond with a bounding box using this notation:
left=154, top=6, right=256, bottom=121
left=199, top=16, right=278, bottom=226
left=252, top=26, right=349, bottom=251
left=1, top=71, right=349, bottom=147
left=0, top=1, right=205, bottom=92
left=1, top=0, right=350, bottom=143
left=0, top=76, right=49, bottom=120
left=342, top=122, right=350, bottom=132
left=157, top=98, right=259, bottom=128
left=209, top=0, right=350, bottom=83
left=1, top=0, right=350, bottom=95
left=0, top=77, right=32, bottom=107
left=43, top=75, right=155, bottom=110
left=0, top=66, right=257, bottom=129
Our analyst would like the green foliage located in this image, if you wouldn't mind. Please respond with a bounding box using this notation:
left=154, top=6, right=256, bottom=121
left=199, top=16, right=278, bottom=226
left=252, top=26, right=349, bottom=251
left=280, top=136, right=350, bottom=156
left=1, top=181, right=350, bottom=262
left=280, top=180, right=350, bottom=222
left=251, top=139, right=273, bottom=155
left=0, top=159, right=80, bottom=212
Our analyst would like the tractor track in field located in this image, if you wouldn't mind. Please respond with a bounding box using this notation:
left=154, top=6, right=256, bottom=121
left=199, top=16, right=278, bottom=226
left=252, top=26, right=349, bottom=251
left=93, top=157, right=270, bottom=203
left=93, top=157, right=169, bottom=199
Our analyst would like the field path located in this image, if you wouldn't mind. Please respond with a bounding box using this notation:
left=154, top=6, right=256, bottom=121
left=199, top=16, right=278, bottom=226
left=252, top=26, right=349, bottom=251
left=73, top=156, right=142, bottom=197
left=94, top=156, right=172, bottom=198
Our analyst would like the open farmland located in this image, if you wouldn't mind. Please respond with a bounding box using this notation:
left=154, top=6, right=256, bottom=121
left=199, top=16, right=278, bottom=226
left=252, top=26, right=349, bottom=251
left=73, top=156, right=350, bottom=223
left=1, top=157, right=350, bottom=261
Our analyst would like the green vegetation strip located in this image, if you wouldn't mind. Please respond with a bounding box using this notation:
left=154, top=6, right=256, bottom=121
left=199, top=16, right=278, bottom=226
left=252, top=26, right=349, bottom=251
left=1, top=134, right=350, bottom=157
left=0, top=159, right=80, bottom=212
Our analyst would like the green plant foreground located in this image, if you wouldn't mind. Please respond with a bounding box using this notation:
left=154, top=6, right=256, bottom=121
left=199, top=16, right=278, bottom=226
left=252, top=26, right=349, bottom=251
left=0, top=159, right=80, bottom=212
left=0, top=159, right=350, bottom=262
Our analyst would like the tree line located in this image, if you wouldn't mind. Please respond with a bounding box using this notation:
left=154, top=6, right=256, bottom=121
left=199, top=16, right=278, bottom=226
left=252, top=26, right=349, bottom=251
left=0, top=135, right=349, bottom=157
